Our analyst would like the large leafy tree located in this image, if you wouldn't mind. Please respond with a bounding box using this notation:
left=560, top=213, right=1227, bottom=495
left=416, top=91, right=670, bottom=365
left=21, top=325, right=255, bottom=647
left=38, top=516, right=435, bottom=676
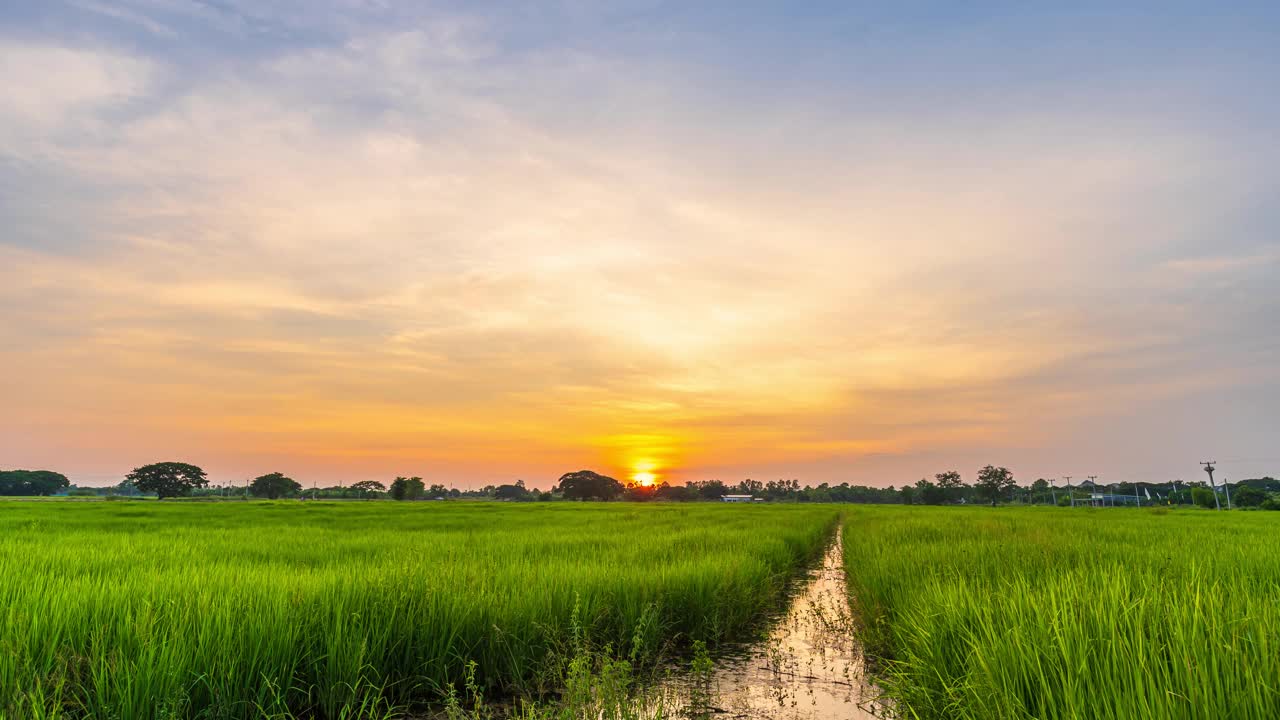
left=349, top=480, right=386, bottom=498
left=249, top=472, right=302, bottom=500
left=495, top=481, right=530, bottom=500
left=126, top=462, right=208, bottom=500
left=935, top=470, right=964, bottom=502
left=557, top=470, right=623, bottom=501
left=913, top=478, right=945, bottom=505
left=975, top=465, right=1016, bottom=506
left=0, top=470, right=71, bottom=496
left=389, top=476, right=425, bottom=501
left=687, top=480, right=728, bottom=499
left=1232, top=485, right=1267, bottom=508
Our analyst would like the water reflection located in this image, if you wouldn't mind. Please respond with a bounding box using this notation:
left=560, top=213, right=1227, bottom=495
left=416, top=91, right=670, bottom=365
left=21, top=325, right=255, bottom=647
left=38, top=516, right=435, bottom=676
left=655, top=530, right=888, bottom=719
left=420, top=530, right=888, bottom=720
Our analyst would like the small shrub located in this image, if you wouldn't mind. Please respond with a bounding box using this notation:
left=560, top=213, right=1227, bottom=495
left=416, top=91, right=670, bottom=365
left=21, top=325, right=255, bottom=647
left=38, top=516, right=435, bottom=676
left=1191, top=486, right=1216, bottom=508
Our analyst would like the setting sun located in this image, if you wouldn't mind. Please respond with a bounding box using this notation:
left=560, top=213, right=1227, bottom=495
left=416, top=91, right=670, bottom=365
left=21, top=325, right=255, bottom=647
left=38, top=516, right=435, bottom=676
left=631, top=471, right=657, bottom=487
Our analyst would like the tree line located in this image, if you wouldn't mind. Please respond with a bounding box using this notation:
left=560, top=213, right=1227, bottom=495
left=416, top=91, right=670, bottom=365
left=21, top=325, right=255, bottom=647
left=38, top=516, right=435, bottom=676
left=7, top=463, right=1280, bottom=509
left=0, top=470, right=70, bottom=496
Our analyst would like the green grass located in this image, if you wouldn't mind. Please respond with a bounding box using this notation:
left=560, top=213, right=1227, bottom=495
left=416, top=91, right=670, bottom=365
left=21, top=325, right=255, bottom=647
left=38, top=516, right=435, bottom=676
left=842, top=506, right=1280, bottom=720
left=0, top=501, right=838, bottom=719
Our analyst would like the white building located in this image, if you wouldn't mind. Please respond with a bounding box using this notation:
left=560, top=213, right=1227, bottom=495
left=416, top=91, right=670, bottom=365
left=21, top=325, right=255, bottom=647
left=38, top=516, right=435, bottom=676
left=721, top=494, right=755, bottom=503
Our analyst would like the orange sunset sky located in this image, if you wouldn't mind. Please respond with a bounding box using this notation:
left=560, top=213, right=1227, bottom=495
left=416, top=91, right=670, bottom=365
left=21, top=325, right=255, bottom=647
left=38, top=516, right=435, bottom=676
left=2, top=2, right=1278, bottom=489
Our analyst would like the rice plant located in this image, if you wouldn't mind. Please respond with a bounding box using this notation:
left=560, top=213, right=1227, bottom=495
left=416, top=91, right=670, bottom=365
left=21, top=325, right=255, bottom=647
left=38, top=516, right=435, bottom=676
left=0, top=501, right=838, bottom=719
left=842, top=506, right=1280, bottom=720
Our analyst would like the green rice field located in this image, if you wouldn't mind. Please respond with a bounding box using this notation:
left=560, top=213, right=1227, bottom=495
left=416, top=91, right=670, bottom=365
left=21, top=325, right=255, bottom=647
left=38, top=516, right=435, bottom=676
left=842, top=506, right=1280, bottom=720
left=6, top=500, right=1278, bottom=720
left=0, top=501, right=837, bottom=719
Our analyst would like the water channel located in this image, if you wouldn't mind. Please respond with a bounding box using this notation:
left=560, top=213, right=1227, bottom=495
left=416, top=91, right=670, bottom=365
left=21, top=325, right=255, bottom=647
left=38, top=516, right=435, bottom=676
left=650, top=528, right=888, bottom=719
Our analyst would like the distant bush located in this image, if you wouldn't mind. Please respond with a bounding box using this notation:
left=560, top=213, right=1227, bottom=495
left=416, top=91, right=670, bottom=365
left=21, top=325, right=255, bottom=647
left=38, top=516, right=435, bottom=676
left=1260, top=497, right=1280, bottom=511
left=1191, top=486, right=1216, bottom=509
left=1232, top=485, right=1267, bottom=508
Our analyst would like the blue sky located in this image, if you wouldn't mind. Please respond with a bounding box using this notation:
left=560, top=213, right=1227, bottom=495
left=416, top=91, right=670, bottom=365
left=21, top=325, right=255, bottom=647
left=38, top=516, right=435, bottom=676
left=2, top=1, right=1278, bottom=487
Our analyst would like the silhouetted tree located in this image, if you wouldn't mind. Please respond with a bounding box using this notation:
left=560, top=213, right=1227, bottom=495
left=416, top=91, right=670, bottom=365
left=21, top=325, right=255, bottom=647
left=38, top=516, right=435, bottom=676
left=935, top=470, right=964, bottom=502
left=495, top=483, right=530, bottom=500
left=0, top=470, right=70, bottom=496
left=688, top=480, right=728, bottom=500
left=349, top=480, right=386, bottom=498
left=556, top=470, right=623, bottom=501
left=619, top=484, right=645, bottom=501
left=653, top=483, right=692, bottom=501
left=763, top=479, right=800, bottom=500
left=975, top=465, right=1015, bottom=506
left=914, top=478, right=945, bottom=504
left=389, top=476, right=426, bottom=500
left=250, top=472, right=302, bottom=500
left=127, top=462, right=208, bottom=500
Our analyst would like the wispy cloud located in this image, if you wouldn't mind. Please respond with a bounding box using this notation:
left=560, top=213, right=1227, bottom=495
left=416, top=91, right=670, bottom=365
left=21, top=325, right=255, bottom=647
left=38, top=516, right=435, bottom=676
left=69, top=0, right=178, bottom=37
left=0, top=42, right=156, bottom=129
left=2, top=2, right=1278, bottom=487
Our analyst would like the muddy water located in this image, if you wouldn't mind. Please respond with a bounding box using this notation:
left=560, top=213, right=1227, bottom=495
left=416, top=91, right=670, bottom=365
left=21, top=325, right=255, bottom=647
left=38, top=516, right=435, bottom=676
left=654, top=529, right=888, bottom=719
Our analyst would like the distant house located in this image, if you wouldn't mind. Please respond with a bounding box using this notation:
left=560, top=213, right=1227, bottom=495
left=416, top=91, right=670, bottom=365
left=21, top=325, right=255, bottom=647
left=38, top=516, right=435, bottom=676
left=721, top=494, right=755, bottom=503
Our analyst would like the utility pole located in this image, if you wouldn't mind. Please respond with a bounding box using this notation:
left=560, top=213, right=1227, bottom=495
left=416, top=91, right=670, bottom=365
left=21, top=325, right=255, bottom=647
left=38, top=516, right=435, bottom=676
left=1065, top=476, right=1074, bottom=507
left=1201, top=461, right=1219, bottom=510
left=1173, top=479, right=1180, bottom=505
left=1223, top=476, right=1232, bottom=510
left=1088, top=476, right=1098, bottom=507
left=1134, top=481, right=1141, bottom=507
left=1049, top=478, right=1057, bottom=507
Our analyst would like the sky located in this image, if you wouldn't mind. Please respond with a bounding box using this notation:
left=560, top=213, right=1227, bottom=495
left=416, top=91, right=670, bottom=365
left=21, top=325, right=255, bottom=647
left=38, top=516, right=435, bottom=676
left=2, top=1, right=1278, bottom=490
